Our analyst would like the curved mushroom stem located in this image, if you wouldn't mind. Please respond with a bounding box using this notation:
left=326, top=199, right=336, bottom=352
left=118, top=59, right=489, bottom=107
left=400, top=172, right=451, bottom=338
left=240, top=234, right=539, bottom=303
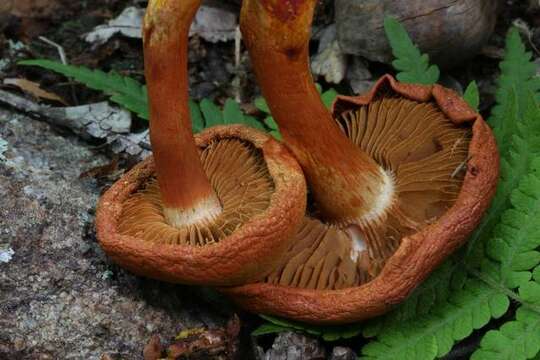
left=143, top=0, right=222, bottom=227
left=240, top=0, right=394, bottom=225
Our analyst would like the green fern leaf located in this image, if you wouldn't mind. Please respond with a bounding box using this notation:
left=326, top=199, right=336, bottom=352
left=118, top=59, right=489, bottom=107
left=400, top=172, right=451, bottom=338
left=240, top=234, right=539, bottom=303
left=362, top=261, right=456, bottom=338
left=189, top=99, right=204, bottom=133
left=223, top=99, right=244, bottom=124
left=252, top=315, right=363, bottom=342
left=252, top=323, right=290, bottom=337
left=383, top=17, right=439, bottom=85
left=19, top=59, right=150, bottom=120
left=360, top=279, right=509, bottom=359
left=463, top=81, right=480, bottom=111
left=222, top=99, right=265, bottom=130
left=263, top=116, right=278, bottom=130
left=534, top=266, right=540, bottom=281
left=200, top=98, right=223, bottom=127
left=487, top=157, right=540, bottom=288
left=470, top=101, right=540, bottom=360
left=491, top=28, right=540, bottom=139
left=254, top=97, right=270, bottom=113
left=471, top=309, right=540, bottom=360
left=472, top=293, right=540, bottom=360
left=466, top=89, right=540, bottom=264
left=321, top=88, right=338, bottom=109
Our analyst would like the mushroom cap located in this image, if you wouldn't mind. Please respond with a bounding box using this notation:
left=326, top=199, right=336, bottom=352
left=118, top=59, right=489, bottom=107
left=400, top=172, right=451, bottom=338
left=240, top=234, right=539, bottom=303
left=96, top=125, right=306, bottom=286
left=221, top=75, right=499, bottom=324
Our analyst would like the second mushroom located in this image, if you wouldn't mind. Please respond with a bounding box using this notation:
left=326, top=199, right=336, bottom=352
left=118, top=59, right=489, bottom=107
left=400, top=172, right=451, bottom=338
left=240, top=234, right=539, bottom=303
left=95, top=0, right=307, bottom=286
left=222, top=0, right=500, bottom=324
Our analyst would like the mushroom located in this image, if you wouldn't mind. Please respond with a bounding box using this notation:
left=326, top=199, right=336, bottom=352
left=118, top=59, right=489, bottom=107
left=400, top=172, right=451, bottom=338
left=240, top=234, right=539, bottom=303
left=221, top=0, right=499, bottom=323
left=95, top=0, right=306, bottom=286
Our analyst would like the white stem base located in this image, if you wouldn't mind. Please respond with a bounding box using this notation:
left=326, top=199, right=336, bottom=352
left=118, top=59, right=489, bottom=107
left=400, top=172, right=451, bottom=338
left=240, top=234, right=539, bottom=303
left=347, top=168, right=395, bottom=262
left=347, top=224, right=367, bottom=262
left=164, top=195, right=222, bottom=228
left=360, top=168, right=395, bottom=224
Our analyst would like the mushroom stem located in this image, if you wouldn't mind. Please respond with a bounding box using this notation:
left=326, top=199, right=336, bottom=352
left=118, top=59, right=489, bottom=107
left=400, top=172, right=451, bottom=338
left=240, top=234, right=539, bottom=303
left=143, top=0, right=222, bottom=227
left=240, top=0, right=393, bottom=224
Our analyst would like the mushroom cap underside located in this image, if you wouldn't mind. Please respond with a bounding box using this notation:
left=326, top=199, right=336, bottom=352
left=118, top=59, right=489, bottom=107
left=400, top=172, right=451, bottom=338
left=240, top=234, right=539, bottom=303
left=96, top=125, right=306, bottom=286
left=222, top=76, right=499, bottom=324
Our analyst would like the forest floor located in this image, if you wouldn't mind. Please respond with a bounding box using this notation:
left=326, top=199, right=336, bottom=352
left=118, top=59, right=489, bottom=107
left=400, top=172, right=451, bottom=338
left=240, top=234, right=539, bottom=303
left=0, top=0, right=538, bottom=359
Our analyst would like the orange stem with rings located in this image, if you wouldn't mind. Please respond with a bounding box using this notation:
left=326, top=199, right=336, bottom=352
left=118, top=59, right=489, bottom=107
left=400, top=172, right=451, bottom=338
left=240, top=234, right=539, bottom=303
left=240, top=0, right=393, bottom=225
left=143, top=0, right=222, bottom=227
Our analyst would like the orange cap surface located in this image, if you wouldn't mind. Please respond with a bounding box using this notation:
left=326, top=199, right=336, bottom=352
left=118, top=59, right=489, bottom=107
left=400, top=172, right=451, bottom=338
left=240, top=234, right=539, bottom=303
left=96, top=125, right=306, bottom=286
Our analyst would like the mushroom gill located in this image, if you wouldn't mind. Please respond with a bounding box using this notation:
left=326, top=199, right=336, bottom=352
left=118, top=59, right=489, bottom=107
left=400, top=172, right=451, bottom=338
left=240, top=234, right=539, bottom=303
left=118, top=138, right=275, bottom=246
left=263, top=94, right=470, bottom=290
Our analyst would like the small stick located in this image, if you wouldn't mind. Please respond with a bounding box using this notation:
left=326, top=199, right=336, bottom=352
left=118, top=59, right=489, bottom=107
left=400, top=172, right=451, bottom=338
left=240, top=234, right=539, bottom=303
left=233, top=26, right=242, bottom=103
left=38, top=36, right=79, bottom=105
left=38, top=36, right=67, bottom=65
left=451, top=155, right=472, bottom=178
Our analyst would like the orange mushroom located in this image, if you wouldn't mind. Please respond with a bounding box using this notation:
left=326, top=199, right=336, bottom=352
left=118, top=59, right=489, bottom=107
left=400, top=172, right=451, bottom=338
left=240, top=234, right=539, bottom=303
left=95, top=0, right=306, bottom=286
left=221, top=0, right=499, bottom=323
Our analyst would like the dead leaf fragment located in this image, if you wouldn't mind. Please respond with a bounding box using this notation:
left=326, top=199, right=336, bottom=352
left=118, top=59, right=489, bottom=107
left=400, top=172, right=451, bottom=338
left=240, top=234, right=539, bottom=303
left=3, top=78, right=67, bottom=104
left=143, top=335, right=163, bottom=360
left=166, top=315, right=240, bottom=359
left=0, top=0, right=60, bottom=19
left=79, top=156, right=120, bottom=180
left=83, top=5, right=237, bottom=46
left=84, top=7, right=144, bottom=46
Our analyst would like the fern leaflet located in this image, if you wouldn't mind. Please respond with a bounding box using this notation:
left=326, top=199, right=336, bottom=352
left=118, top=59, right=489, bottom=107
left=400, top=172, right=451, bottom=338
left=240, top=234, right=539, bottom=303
left=465, top=29, right=540, bottom=261
left=472, top=278, right=540, bottom=360
left=19, top=59, right=150, bottom=120
left=360, top=279, right=509, bottom=359
left=463, top=81, right=480, bottom=111
left=490, top=28, right=540, bottom=143
left=19, top=59, right=273, bottom=133
left=383, top=16, right=439, bottom=85
left=487, top=156, right=540, bottom=288
left=253, top=315, right=363, bottom=342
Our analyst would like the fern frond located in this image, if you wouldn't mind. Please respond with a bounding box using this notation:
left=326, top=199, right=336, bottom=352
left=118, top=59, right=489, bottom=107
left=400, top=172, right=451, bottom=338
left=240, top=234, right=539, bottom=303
left=18, top=59, right=268, bottom=133
left=189, top=99, right=204, bottom=133
left=321, top=88, right=338, bottom=108
left=252, top=315, right=363, bottom=342
left=222, top=99, right=265, bottom=130
left=19, top=59, right=150, bottom=120
left=490, top=28, right=540, bottom=153
left=487, top=157, right=540, bottom=288
left=383, top=17, right=440, bottom=85
left=466, top=91, right=540, bottom=263
left=463, top=81, right=480, bottom=111
left=360, top=279, right=509, bottom=359
left=472, top=278, right=540, bottom=360
left=362, top=261, right=456, bottom=338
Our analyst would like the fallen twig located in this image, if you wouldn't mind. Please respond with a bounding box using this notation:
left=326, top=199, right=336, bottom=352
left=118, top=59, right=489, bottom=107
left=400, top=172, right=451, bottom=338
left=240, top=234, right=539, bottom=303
left=0, top=89, right=150, bottom=160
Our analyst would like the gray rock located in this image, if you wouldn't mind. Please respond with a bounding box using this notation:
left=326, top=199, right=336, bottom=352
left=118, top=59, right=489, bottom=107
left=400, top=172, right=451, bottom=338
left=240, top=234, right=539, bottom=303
left=335, top=0, right=499, bottom=68
left=263, top=332, right=326, bottom=360
left=346, top=57, right=373, bottom=95
left=311, top=25, right=348, bottom=84
left=330, top=346, right=357, bottom=360
left=0, top=109, right=228, bottom=359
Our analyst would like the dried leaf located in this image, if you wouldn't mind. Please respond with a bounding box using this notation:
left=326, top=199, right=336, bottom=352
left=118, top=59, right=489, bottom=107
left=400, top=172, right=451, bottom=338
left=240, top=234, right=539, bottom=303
left=3, top=78, right=67, bottom=104
left=79, top=156, right=120, bottom=179
left=167, top=316, right=240, bottom=360
left=84, top=7, right=144, bottom=46
left=0, top=0, right=60, bottom=19
left=143, top=335, right=163, bottom=360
